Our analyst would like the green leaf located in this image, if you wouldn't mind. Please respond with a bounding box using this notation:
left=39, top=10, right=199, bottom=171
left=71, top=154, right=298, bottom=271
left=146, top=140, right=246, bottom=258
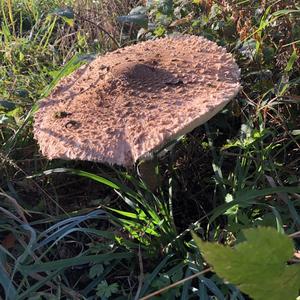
left=0, top=261, right=17, bottom=300
left=157, top=0, right=173, bottom=15
left=0, top=100, right=16, bottom=111
left=193, top=227, right=300, bottom=300
left=89, top=264, right=104, bottom=278
left=29, top=168, right=120, bottom=190
left=285, top=49, right=299, bottom=73
left=118, top=6, right=148, bottom=27
left=52, top=7, right=74, bottom=20
left=96, top=281, right=119, bottom=298
left=117, top=14, right=148, bottom=27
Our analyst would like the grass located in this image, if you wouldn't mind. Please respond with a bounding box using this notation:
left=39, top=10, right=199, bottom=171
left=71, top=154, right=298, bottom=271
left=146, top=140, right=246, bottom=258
left=0, top=0, right=300, bottom=299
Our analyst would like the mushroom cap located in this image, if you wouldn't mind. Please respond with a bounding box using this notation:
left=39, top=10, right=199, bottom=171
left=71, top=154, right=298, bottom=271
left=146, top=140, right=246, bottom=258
left=34, top=35, right=241, bottom=166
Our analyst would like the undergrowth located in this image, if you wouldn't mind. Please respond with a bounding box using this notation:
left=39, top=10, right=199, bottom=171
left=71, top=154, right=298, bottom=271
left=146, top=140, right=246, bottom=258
left=1, top=0, right=300, bottom=299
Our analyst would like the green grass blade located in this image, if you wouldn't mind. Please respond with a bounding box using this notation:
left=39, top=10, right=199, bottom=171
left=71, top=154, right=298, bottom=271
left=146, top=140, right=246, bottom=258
left=17, top=270, right=60, bottom=300
left=0, top=262, right=17, bottom=300
left=19, top=252, right=133, bottom=274
left=29, top=168, right=120, bottom=190
left=35, top=209, right=107, bottom=250
left=181, top=267, right=192, bottom=300
left=235, top=186, right=300, bottom=202
left=210, top=186, right=300, bottom=224
left=40, top=54, right=93, bottom=98
left=140, top=254, right=173, bottom=297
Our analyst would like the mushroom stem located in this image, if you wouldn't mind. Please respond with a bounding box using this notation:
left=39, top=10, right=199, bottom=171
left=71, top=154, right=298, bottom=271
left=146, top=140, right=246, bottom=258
left=137, top=157, right=162, bottom=192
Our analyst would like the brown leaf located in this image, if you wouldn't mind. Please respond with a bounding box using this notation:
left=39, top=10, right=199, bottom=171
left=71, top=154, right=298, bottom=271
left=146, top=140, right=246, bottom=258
left=1, top=233, right=16, bottom=250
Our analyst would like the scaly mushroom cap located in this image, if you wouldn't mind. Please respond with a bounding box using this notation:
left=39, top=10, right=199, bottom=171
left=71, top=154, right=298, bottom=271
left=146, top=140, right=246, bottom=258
left=34, top=35, right=241, bottom=166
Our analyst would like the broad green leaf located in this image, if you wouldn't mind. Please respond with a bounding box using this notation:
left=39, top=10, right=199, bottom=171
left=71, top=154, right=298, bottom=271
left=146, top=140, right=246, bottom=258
left=0, top=100, right=16, bottom=111
left=117, top=14, right=148, bottom=27
left=193, top=227, right=300, bottom=300
left=157, top=0, right=173, bottom=15
left=52, top=7, right=74, bottom=20
left=118, top=6, right=148, bottom=27
left=129, top=5, right=148, bottom=15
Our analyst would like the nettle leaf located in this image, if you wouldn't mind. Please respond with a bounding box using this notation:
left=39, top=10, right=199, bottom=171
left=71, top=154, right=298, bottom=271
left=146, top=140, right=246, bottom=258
left=193, top=227, right=300, bottom=300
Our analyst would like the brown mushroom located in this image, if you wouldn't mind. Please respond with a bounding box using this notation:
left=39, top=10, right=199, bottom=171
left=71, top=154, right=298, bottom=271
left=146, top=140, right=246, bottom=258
left=34, top=35, right=241, bottom=171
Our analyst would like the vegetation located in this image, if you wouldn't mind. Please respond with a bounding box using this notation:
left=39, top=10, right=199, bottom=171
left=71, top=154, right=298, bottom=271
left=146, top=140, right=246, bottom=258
left=1, top=0, right=300, bottom=299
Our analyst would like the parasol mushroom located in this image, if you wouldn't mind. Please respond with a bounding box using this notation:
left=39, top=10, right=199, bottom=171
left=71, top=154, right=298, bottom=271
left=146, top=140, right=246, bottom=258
left=34, top=35, right=241, bottom=184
